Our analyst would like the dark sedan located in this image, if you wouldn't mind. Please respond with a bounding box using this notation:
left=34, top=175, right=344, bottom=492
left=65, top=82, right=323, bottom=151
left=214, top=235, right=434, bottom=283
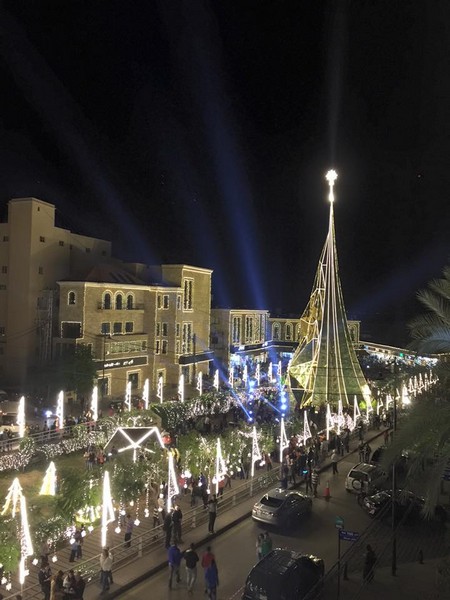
left=362, top=490, right=425, bottom=522
left=252, top=488, right=312, bottom=528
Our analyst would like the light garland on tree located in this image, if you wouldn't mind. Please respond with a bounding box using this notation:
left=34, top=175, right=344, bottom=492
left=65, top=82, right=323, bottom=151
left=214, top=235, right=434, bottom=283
left=143, top=378, right=150, bottom=410
left=166, top=451, right=179, bottom=512
left=101, top=471, right=115, bottom=548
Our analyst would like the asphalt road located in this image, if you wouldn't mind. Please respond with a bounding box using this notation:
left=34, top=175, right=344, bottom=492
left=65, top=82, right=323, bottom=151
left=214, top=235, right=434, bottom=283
left=123, top=446, right=385, bottom=600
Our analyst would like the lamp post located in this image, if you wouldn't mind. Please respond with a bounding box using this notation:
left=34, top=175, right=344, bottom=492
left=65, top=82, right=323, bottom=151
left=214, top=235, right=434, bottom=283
left=392, top=358, right=398, bottom=576
left=101, top=333, right=113, bottom=401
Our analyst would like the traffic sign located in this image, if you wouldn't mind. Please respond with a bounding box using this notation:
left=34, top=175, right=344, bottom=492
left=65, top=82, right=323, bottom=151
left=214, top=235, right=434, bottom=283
left=335, top=516, right=344, bottom=529
left=339, top=530, right=360, bottom=542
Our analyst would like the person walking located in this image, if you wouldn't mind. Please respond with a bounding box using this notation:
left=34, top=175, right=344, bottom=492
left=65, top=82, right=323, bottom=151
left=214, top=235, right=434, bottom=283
left=168, top=542, right=182, bottom=589
left=256, top=533, right=264, bottom=560
left=204, top=558, right=219, bottom=600
left=38, top=563, right=52, bottom=600
left=163, top=511, right=173, bottom=548
left=124, top=514, right=134, bottom=548
left=363, top=544, right=377, bottom=583
left=311, top=468, right=320, bottom=498
left=99, top=547, right=113, bottom=593
left=183, top=543, right=199, bottom=595
left=331, top=450, right=339, bottom=474
left=172, top=504, right=183, bottom=543
left=261, top=531, right=272, bottom=557
left=207, top=494, right=218, bottom=534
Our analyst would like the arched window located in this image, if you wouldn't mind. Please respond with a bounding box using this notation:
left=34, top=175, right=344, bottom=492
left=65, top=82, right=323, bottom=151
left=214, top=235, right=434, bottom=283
left=103, top=293, right=111, bottom=310
left=273, top=323, right=280, bottom=340
left=126, top=294, right=134, bottom=310
left=115, top=293, right=123, bottom=310
left=285, top=323, right=292, bottom=341
left=68, top=291, right=76, bottom=305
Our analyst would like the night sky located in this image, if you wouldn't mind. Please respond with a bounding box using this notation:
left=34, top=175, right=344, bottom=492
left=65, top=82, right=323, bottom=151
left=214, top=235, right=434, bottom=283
left=0, top=1, right=449, bottom=346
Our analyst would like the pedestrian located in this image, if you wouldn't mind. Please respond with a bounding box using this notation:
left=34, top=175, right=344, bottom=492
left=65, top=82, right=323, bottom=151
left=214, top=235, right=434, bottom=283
left=99, top=547, right=113, bottom=593
left=183, top=543, right=199, bottom=595
left=304, top=468, right=312, bottom=495
left=124, top=514, right=134, bottom=548
left=311, top=468, right=320, bottom=498
left=172, top=504, right=183, bottom=543
left=204, top=558, right=219, bottom=600
left=358, top=440, right=365, bottom=462
left=363, top=544, right=377, bottom=583
left=331, top=450, right=339, bottom=474
left=168, top=542, right=182, bottom=589
left=63, top=569, right=76, bottom=596
left=163, top=511, right=173, bottom=548
left=207, top=494, right=218, bottom=534
left=73, top=571, right=86, bottom=599
left=261, top=531, right=272, bottom=557
left=344, top=430, right=350, bottom=453
left=38, top=563, right=52, bottom=600
left=75, top=527, right=83, bottom=559
left=256, top=533, right=264, bottom=560
left=364, top=443, right=371, bottom=463
left=68, top=537, right=78, bottom=563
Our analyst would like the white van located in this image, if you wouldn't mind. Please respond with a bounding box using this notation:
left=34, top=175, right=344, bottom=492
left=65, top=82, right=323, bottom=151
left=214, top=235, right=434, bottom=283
left=345, top=462, right=387, bottom=494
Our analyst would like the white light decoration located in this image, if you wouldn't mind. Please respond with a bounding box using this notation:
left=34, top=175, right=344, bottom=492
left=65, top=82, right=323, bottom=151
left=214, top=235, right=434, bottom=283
left=17, top=395, right=26, bottom=438
left=337, top=400, right=344, bottom=435
left=401, top=384, right=410, bottom=406
left=39, top=462, right=56, bottom=496
left=125, top=381, right=132, bottom=411
left=303, top=410, right=312, bottom=443
left=157, top=375, right=164, bottom=403
left=196, top=371, right=203, bottom=396
left=1, top=478, right=33, bottom=584
left=353, top=396, right=361, bottom=423
left=228, top=366, right=234, bottom=389
left=91, top=385, right=98, bottom=422
left=279, top=417, right=288, bottom=463
left=143, top=378, right=149, bottom=410
left=277, top=361, right=282, bottom=383
left=178, top=374, right=185, bottom=403
left=56, top=390, right=64, bottom=430
left=213, top=369, right=219, bottom=391
left=243, top=364, right=248, bottom=385
left=114, top=426, right=165, bottom=463
left=101, top=470, right=115, bottom=548
left=215, top=438, right=227, bottom=494
left=166, top=451, right=179, bottom=512
left=255, top=363, right=261, bottom=387
left=250, top=426, right=262, bottom=478
left=268, top=362, right=273, bottom=383
left=326, top=403, right=333, bottom=441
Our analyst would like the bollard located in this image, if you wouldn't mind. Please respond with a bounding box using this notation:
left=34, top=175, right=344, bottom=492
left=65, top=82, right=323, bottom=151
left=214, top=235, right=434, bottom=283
left=418, top=549, right=424, bottom=564
left=324, top=481, right=331, bottom=501
left=343, top=562, right=348, bottom=580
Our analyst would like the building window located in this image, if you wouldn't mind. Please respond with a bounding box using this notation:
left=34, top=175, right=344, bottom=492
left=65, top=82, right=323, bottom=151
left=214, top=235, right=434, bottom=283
left=232, top=316, right=241, bottom=344
left=40, top=236, right=45, bottom=242
left=162, top=322, right=168, bottom=337
left=113, top=322, right=122, bottom=334
left=245, top=317, right=253, bottom=342
left=176, top=323, right=180, bottom=337
left=85, top=247, right=91, bottom=253
left=59, top=240, right=64, bottom=246
left=177, top=295, right=181, bottom=310
left=1, top=266, right=7, bottom=274
left=273, top=323, right=280, bottom=341
left=157, top=294, right=162, bottom=309
left=163, top=295, right=169, bottom=309
left=115, top=293, right=123, bottom=310
left=103, top=292, right=111, bottom=310
left=68, top=291, right=76, bottom=305
left=182, top=322, right=192, bottom=353
left=156, top=322, right=161, bottom=336
left=176, top=341, right=180, bottom=355
left=285, top=323, right=292, bottom=341
left=183, top=279, right=193, bottom=310
left=155, top=340, right=160, bottom=354
left=101, top=322, right=111, bottom=335
left=3, top=236, right=8, bottom=242
left=38, top=266, right=44, bottom=275
left=162, top=340, right=168, bottom=354
left=128, top=372, right=139, bottom=390
left=61, top=322, right=82, bottom=338
left=126, top=294, right=134, bottom=310
left=125, top=321, right=134, bottom=333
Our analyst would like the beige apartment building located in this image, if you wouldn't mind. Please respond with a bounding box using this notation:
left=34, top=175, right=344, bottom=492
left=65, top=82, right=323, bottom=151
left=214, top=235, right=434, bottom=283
left=0, top=197, right=112, bottom=385
left=0, top=197, right=213, bottom=396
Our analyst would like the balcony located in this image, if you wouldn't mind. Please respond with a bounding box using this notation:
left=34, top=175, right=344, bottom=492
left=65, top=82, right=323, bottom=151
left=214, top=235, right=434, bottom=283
left=97, top=303, right=144, bottom=310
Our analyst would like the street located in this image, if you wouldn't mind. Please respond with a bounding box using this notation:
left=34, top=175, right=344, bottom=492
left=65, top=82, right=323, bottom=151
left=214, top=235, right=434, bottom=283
left=123, top=448, right=382, bottom=599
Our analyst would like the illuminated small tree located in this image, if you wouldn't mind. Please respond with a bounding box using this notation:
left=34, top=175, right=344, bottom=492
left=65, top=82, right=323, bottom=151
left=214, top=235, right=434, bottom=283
left=197, top=371, right=203, bottom=396
left=40, top=462, right=57, bottom=496
left=91, top=385, right=98, bottom=422
left=166, top=452, right=179, bottom=512
left=178, top=374, right=185, bottom=403
left=157, top=375, right=164, bottom=403
left=17, top=396, right=26, bottom=439
left=143, top=378, right=150, bottom=410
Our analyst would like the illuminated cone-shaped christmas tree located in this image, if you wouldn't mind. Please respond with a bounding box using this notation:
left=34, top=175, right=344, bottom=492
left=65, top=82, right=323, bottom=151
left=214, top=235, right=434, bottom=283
left=143, top=378, right=149, bottom=410
left=17, top=396, right=26, bottom=439
left=166, top=451, right=179, bottom=512
left=251, top=426, right=262, bottom=477
left=91, top=385, right=98, bottom=422
left=101, top=471, right=115, bottom=548
left=215, top=438, right=227, bottom=493
left=125, top=381, right=132, bottom=411
left=40, top=462, right=57, bottom=496
left=279, top=417, right=288, bottom=462
left=157, top=375, right=164, bottom=403
left=288, top=171, right=371, bottom=409
left=268, top=362, right=273, bottom=383
left=197, top=371, right=203, bottom=396
left=213, top=370, right=219, bottom=391
left=255, top=363, right=261, bottom=386
left=1, top=478, right=33, bottom=584
left=326, top=403, right=333, bottom=441
left=56, top=390, right=64, bottom=429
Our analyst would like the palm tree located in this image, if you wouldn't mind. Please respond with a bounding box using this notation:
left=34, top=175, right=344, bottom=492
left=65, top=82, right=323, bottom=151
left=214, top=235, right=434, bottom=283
left=383, top=265, right=450, bottom=514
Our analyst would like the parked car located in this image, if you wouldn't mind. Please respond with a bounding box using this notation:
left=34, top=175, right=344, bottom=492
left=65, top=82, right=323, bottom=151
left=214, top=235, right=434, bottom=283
left=362, top=489, right=447, bottom=523
left=242, top=549, right=324, bottom=600
left=345, top=462, right=387, bottom=494
left=252, top=489, right=312, bottom=528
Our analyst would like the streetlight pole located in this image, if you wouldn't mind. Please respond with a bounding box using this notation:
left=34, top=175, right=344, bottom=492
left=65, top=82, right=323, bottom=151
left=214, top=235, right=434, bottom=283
left=391, top=358, right=398, bottom=576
